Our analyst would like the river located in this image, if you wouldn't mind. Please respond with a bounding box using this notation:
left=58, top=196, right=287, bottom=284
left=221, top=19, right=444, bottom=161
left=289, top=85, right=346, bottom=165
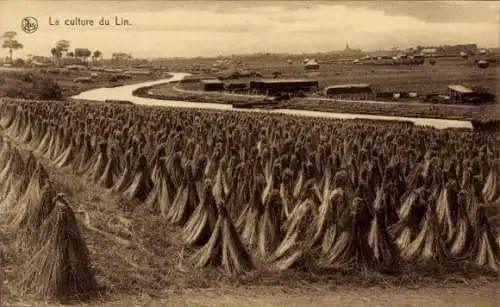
left=72, top=72, right=473, bottom=130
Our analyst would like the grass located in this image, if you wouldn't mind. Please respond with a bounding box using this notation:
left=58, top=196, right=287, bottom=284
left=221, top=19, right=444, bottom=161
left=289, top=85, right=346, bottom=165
left=0, top=68, right=168, bottom=99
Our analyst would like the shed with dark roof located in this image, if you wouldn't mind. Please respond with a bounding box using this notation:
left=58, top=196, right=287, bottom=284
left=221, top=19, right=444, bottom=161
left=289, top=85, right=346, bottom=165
left=201, top=79, right=225, bottom=91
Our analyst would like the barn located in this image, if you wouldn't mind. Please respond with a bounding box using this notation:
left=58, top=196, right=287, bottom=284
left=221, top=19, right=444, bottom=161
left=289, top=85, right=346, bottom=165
left=201, top=79, right=225, bottom=91
left=225, top=81, right=248, bottom=92
left=250, top=79, right=319, bottom=95
left=448, top=85, right=475, bottom=104
left=324, top=84, right=375, bottom=100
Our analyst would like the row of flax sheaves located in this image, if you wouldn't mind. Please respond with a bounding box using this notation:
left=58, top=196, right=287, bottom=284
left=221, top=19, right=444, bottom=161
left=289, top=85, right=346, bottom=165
left=0, top=100, right=499, bottom=280
left=0, top=133, right=97, bottom=303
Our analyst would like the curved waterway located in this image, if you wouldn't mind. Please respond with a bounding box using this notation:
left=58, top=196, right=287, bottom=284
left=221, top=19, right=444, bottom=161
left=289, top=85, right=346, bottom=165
left=72, top=72, right=473, bottom=130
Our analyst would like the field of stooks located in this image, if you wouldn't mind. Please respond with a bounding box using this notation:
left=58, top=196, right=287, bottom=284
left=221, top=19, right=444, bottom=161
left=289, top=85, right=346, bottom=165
left=0, top=98, right=498, bottom=304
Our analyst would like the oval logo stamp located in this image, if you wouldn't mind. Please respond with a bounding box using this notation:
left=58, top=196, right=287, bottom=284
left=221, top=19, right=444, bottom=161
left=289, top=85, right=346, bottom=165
left=21, top=16, right=38, bottom=33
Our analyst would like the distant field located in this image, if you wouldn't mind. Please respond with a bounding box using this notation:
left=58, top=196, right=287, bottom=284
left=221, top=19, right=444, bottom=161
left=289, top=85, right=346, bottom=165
left=157, top=56, right=499, bottom=98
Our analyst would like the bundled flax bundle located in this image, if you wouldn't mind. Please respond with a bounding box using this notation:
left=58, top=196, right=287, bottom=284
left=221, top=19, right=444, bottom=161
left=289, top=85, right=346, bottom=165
left=145, top=157, right=176, bottom=215
left=54, top=137, right=76, bottom=169
left=323, top=197, right=374, bottom=271
left=258, top=189, right=284, bottom=260
left=237, top=175, right=265, bottom=248
left=482, top=160, right=499, bottom=204
left=368, top=195, right=400, bottom=271
left=97, top=146, right=121, bottom=189
left=122, top=154, right=153, bottom=202
left=74, top=137, right=94, bottom=175
left=168, top=163, right=199, bottom=226
left=182, top=179, right=218, bottom=246
left=18, top=194, right=97, bottom=302
left=436, top=180, right=459, bottom=243
left=272, top=198, right=316, bottom=270
left=111, top=150, right=135, bottom=193
left=449, top=190, right=474, bottom=258
left=85, top=142, right=108, bottom=183
left=468, top=205, right=500, bottom=272
left=15, top=176, right=57, bottom=251
left=313, top=188, right=347, bottom=254
left=400, top=194, right=450, bottom=264
left=191, top=200, right=254, bottom=275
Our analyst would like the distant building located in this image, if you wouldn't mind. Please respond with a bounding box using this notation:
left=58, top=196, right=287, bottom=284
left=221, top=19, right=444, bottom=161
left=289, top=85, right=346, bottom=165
left=201, top=79, right=224, bottom=91
left=304, top=59, right=320, bottom=70
left=324, top=84, right=375, bottom=100
left=250, top=79, right=319, bottom=95
left=447, top=84, right=495, bottom=104
left=225, top=81, right=248, bottom=91
left=421, top=48, right=438, bottom=56
left=339, top=43, right=363, bottom=56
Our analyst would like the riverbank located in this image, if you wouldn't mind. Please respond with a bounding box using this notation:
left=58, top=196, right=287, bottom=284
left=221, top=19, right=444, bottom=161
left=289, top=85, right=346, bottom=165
left=133, top=82, right=263, bottom=105
left=134, top=82, right=500, bottom=122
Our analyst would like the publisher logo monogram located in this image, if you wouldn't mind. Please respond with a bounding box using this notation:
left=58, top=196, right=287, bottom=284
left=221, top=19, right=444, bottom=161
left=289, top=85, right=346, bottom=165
left=21, top=17, right=38, bottom=33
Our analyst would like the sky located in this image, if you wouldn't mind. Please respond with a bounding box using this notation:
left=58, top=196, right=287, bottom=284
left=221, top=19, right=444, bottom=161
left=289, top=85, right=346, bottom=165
left=0, top=1, right=498, bottom=59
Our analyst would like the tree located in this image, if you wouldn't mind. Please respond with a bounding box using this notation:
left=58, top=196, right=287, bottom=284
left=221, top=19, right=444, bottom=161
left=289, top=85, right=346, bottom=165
left=111, top=52, right=132, bottom=63
left=67, top=51, right=74, bottom=57
left=92, top=50, right=102, bottom=62
left=56, top=40, right=70, bottom=54
left=51, top=40, right=69, bottom=65
left=74, top=48, right=91, bottom=62
left=1, top=31, right=23, bottom=63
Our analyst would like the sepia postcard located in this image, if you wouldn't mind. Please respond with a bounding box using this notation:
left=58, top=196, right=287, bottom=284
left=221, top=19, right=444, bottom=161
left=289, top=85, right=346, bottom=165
left=0, top=1, right=499, bottom=306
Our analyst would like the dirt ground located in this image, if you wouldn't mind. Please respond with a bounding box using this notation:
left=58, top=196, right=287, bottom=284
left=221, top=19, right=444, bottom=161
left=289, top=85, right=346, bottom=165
left=3, top=283, right=499, bottom=307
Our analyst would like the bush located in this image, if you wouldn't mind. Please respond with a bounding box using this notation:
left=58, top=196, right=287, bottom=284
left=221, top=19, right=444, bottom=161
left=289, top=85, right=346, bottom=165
left=0, top=75, right=63, bottom=101
left=32, top=78, right=64, bottom=100
left=21, top=73, right=34, bottom=83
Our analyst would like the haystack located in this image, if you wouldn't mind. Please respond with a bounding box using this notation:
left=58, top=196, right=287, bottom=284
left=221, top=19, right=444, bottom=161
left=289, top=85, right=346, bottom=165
left=191, top=200, right=254, bottom=275
left=18, top=194, right=97, bottom=302
left=168, top=163, right=199, bottom=226
left=122, top=154, right=153, bottom=202
left=400, top=195, right=450, bottom=264
left=182, top=179, right=218, bottom=246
